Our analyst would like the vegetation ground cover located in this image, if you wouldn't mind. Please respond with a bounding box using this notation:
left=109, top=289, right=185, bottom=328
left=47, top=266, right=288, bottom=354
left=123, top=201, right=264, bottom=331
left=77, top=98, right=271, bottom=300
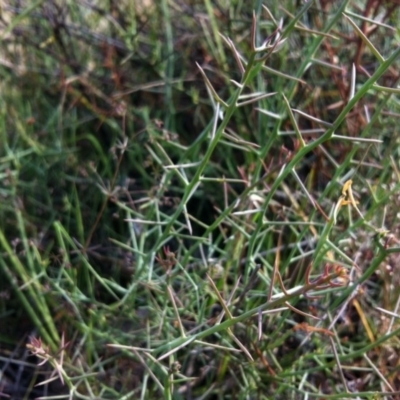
left=0, top=1, right=400, bottom=399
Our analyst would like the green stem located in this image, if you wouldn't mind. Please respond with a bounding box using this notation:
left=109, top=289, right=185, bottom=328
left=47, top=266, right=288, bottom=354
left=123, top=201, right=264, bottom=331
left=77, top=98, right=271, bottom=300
left=154, top=271, right=339, bottom=357
left=248, top=45, right=400, bottom=265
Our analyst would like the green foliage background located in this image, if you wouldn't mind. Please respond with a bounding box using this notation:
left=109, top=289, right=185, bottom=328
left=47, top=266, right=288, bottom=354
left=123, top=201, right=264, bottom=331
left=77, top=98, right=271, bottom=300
left=0, top=1, right=400, bottom=399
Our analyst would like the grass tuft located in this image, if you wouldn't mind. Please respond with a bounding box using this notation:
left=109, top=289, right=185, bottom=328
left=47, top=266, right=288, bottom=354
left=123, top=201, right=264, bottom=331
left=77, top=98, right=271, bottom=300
left=1, top=1, right=400, bottom=399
